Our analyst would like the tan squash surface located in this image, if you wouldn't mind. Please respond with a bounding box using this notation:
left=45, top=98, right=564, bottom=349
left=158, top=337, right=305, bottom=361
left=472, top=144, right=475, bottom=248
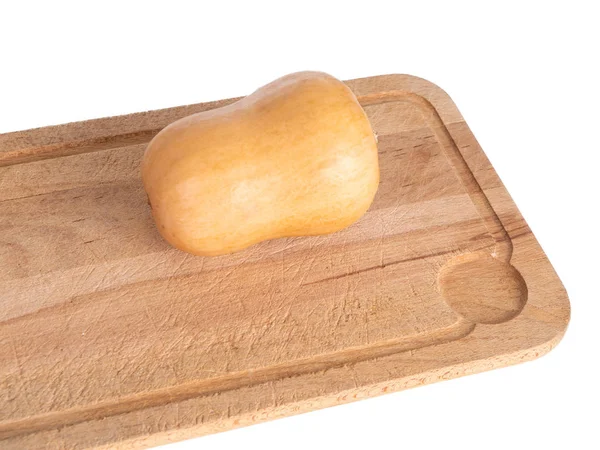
left=142, top=72, right=379, bottom=256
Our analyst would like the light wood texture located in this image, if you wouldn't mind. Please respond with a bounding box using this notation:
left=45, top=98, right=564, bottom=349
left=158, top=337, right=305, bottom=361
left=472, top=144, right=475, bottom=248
left=0, top=75, right=570, bottom=449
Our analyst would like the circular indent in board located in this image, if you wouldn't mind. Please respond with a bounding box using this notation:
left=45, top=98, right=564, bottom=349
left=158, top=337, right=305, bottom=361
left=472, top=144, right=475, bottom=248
left=437, top=251, right=528, bottom=324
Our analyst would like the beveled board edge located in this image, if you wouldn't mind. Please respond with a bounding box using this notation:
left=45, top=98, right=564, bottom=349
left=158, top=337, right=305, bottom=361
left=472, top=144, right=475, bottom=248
left=0, top=74, right=570, bottom=449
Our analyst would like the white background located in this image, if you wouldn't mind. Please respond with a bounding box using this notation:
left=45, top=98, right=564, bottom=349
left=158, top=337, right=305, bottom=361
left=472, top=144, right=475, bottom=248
left=1, top=1, right=598, bottom=449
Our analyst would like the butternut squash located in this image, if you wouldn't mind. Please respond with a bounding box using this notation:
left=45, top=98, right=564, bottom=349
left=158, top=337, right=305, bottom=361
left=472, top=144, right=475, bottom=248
left=142, top=71, right=379, bottom=256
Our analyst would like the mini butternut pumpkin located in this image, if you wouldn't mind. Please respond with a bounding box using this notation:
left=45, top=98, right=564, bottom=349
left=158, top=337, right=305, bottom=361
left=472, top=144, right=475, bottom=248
left=142, top=71, right=379, bottom=256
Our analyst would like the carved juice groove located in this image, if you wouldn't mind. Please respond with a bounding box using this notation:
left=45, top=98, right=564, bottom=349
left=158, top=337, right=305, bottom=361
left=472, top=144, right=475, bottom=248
left=0, top=81, right=533, bottom=445
left=359, top=92, right=512, bottom=263
left=0, top=129, right=161, bottom=167
left=0, top=98, right=242, bottom=167
left=0, top=320, right=475, bottom=439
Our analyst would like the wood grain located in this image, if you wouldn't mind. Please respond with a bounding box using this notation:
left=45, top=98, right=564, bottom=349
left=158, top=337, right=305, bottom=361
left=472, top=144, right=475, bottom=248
left=0, top=74, right=570, bottom=449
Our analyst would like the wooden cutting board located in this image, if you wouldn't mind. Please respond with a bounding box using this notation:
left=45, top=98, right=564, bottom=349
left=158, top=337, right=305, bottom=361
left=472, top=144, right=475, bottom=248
left=0, top=75, right=570, bottom=449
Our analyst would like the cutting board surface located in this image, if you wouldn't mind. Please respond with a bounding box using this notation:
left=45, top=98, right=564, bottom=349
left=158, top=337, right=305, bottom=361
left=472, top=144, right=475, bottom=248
left=0, top=75, right=570, bottom=449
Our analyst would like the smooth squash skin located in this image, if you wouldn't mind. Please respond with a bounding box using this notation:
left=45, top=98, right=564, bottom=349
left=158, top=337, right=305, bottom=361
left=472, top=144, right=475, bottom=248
left=142, top=71, right=379, bottom=256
